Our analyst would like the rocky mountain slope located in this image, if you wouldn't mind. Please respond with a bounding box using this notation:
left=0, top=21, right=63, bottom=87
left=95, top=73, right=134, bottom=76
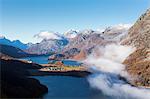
left=49, top=26, right=130, bottom=60
left=25, top=38, right=68, bottom=54
left=122, top=9, right=150, bottom=87
left=63, top=33, right=112, bottom=60
left=64, top=29, right=78, bottom=39
left=101, top=24, right=130, bottom=41
left=25, top=25, right=130, bottom=57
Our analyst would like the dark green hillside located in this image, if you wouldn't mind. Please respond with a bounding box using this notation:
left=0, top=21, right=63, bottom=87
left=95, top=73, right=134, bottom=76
left=0, top=59, right=48, bottom=98
left=0, top=44, right=34, bottom=58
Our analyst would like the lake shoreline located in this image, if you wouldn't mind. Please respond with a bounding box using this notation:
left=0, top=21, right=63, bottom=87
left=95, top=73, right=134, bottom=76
left=29, top=70, right=91, bottom=77
left=20, top=56, right=148, bottom=89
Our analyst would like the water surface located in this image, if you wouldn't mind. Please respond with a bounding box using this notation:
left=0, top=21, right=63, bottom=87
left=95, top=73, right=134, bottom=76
left=21, top=55, right=82, bottom=66
left=23, top=55, right=112, bottom=99
left=34, top=76, right=111, bottom=99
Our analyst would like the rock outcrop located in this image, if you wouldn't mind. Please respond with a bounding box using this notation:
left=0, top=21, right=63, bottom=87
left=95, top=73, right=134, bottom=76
left=122, top=9, right=150, bottom=87
left=58, top=33, right=113, bottom=60
left=72, top=49, right=87, bottom=60
left=102, top=24, right=130, bottom=41
left=49, top=26, right=130, bottom=61
left=25, top=38, right=68, bottom=55
left=121, top=9, right=150, bottom=48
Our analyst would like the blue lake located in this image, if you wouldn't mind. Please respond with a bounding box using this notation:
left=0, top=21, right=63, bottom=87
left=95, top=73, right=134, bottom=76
left=21, top=55, right=82, bottom=66
left=34, top=76, right=111, bottom=99
left=23, top=55, right=113, bottom=99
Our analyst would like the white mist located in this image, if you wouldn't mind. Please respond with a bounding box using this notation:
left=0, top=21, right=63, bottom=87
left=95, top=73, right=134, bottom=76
left=83, top=44, right=150, bottom=99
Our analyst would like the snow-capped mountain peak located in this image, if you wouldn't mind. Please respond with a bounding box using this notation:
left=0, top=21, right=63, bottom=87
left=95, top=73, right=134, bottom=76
left=79, top=29, right=94, bottom=35
left=104, top=24, right=132, bottom=34
left=64, top=29, right=78, bottom=38
left=100, top=24, right=132, bottom=41
left=0, top=34, right=5, bottom=39
left=34, top=31, right=64, bottom=40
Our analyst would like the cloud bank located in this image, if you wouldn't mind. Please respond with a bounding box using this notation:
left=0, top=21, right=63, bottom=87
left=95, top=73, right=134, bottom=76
left=0, top=33, right=5, bottom=39
left=34, top=31, right=63, bottom=40
left=64, top=29, right=78, bottom=38
left=83, top=44, right=150, bottom=99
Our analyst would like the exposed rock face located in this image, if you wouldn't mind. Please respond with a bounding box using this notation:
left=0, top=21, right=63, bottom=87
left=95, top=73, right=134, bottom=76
left=49, top=48, right=81, bottom=60
left=102, top=24, right=131, bottom=41
left=61, top=33, right=113, bottom=60
left=63, top=48, right=81, bottom=58
left=26, top=39, right=68, bottom=54
left=122, top=9, right=150, bottom=87
left=50, top=26, right=129, bottom=61
left=64, top=33, right=105, bottom=51
left=64, top=29, right=78, bottom=38
left=121, top=9, right=150, bottom=48
left=72, top=50, right=87, bottom=60
left=60, top=26, right=129, bottom=60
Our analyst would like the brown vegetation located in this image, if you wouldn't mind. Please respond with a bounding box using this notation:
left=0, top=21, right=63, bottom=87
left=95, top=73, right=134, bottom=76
left=122, top=9, right=150, bottom=87
left=123, top=48, right=150, bottom=87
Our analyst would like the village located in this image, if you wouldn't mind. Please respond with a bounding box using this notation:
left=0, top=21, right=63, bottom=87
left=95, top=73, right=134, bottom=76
left=40, top=61, right=88, bottom=72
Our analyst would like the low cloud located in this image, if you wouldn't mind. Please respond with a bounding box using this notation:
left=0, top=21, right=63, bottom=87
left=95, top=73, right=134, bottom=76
left=83, top=44, right=150, bottom=99
left=0, top=33, right=5, bottom=39
left=112, top=23, right=133, bottom=30
left=64, top=29, right=78, bottom=38
left=84, top=44, right=135, bottom=75
left=34, top=31, right=63, bottom=40
left=88, top=73, right=150, bottom=99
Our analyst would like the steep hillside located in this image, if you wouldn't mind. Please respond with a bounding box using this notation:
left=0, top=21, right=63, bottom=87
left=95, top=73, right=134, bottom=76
left=26, top=39, right=68, bottom=54
left=49, top=33, right=111, bottom=60
left=0, top=44, right=34, bottom=58
left=102, top=24, right=130, bottom=41
left=54, top=26, right=128, bottom=60
left=0, top=59, right=48, bottom=98
left=121, top=9, right=150, bottom=48
left=122, top=9, right=150, bottom=87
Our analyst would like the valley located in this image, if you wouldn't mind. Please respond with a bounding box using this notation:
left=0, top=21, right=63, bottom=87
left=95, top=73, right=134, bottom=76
left=0, top=3, right=150, bottom=98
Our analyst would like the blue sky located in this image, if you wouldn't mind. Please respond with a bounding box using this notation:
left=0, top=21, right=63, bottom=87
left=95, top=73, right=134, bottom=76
left=0, top=0, right=149, bottom=43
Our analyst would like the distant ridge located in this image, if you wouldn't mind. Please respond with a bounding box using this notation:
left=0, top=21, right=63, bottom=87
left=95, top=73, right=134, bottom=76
left=0, top=37, right=29, bottom=50
left=0, top=44, right=34, bottom=58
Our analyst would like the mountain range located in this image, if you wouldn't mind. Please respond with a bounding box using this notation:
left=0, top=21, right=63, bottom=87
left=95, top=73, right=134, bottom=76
left=48, top=9, right=150, bottom=87
left=0, top=24, right=131, bottom=56
left=0, top=8, right=149, bottom=88
left=25, top=38, right=68, bottom=54
left=0, top=37, right=31, bottom=50
left=48, top=24, right=131, bottom=60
